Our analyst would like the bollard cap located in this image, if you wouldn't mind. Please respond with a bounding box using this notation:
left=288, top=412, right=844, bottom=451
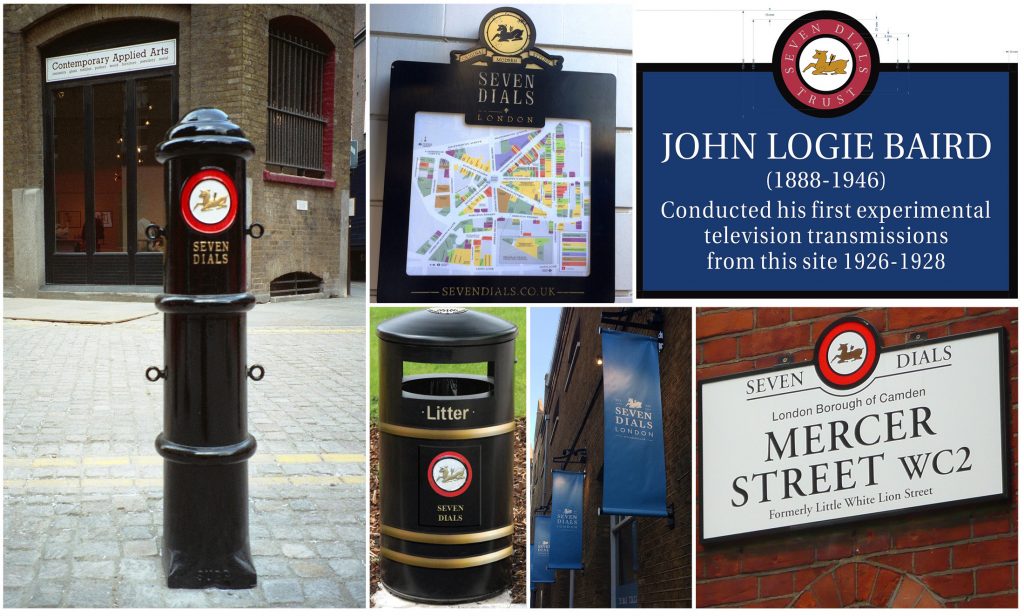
left=156, top=107, right=255, bottom=163
left=377, top=308, right=518, bottom=347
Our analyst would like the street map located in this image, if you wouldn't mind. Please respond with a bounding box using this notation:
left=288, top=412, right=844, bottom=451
left=405, top=112, right=591, bottom=277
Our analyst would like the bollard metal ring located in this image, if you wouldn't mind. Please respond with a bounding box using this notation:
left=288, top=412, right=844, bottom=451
left=247, top=365, right=265, bottom=381
left=247, top=223, right=265, bottom=239
left=146, top=366, right=166, bottom=382
left=144, top=224, right=164, bottom=241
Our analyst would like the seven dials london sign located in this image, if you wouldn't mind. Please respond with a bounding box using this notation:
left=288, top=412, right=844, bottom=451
left=377, top=6, right=616, bottom=303
left=699, top=318, right=1008, bottom=543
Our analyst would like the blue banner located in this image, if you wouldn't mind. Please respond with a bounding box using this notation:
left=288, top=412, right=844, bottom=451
left=640, top=68, right=1013, bottom=296
left=616, top=581, right=639, bottom=608
left=601, top=329, right=668, bottom=517
left=531, top=515, right=554, bottom=584
left=549, top=470, right=584, bottom=569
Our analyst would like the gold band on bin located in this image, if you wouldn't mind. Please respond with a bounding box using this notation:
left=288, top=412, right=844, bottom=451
left=380, top=546, right=514, bottom=569
left=381, top=524, right=514, bottom=545
left=377, top=421, right=515, bottom=440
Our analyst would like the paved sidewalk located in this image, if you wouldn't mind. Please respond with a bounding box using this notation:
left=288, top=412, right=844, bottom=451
left=3, top=294, right=367, bottom=607
left=2, top=299, right=157, bottom=324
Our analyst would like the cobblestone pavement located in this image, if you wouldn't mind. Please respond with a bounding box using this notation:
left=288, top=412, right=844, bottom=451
left=3, top=291, right=367, bottom=607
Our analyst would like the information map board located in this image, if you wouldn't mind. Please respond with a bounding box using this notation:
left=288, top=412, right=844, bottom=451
left=378, top=8, right=616, bottom=303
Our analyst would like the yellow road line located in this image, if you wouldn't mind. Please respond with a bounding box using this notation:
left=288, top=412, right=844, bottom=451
left=5, top=475, right=365, bottom=491
left=5, top=453, right=364, bottom=468
left=322, top=453, right=364, bottom=463
left=286, top=475, right=364, bottom=486
left=30, top=458, right=76, bottom=468
left=83, top=456, right=131, bottom=466
left=275, top=454, right=322, bottom=464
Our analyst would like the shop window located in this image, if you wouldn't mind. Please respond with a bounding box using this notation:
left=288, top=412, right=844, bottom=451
left=135, top=76, right=174, bottom=256
left=266, top=17, right=334, bottom=179
left=93, top=82, right=127, bottom=253
left=53, top=87, right=85, bottom=253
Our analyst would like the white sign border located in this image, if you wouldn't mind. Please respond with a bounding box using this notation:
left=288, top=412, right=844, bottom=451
left=697, top=326, right=1010, bottom=545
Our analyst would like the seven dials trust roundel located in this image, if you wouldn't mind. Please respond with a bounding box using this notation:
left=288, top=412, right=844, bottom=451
left=181, top=169, right=238, bottom=234
left=772, top=11, right=880, bottom=117
left=482, top=8, right=535, bottom=57
left=428, top=451, right=472, bottom=497
left=814, top=316, right=883, bottom=390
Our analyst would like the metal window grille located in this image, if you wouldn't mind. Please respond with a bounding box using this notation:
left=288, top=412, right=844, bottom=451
left=270, top=271, right=324, bottom=297
left=267, top=28, right=327, bottom=176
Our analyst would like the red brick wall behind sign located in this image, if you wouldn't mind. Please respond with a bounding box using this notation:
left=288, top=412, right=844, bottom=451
left=696, top=307, right=1018, bottom=608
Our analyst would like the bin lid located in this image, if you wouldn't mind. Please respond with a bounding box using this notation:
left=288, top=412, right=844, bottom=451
left=377, top=308, right=517, bottom=347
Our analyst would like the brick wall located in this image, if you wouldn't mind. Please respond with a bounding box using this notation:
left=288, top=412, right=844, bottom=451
left=535, top=307, right=691, bottom=607
left=352, top=9, right=366, bottom=154
left=3, top=4, right=357, bottom=298
left=696, top=307, right=1018, bottom=608
left=367, top=4, right=634, bottom=302
left=246, top=5, right=355, bottom=299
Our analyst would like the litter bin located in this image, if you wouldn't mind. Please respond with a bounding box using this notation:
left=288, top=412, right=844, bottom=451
left=377, top=308, right=517, bottom=603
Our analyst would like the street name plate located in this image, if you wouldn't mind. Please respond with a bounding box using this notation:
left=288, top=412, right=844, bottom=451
left=699, top=326, right=1007, bottom=543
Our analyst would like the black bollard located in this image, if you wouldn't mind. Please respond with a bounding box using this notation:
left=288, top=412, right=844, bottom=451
left=148, top=108, right=264, bottom=589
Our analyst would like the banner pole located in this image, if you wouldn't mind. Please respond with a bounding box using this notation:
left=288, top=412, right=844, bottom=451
left=569, top=570, right=575, bottom=608
left=610, top=514, right=618, bottom=608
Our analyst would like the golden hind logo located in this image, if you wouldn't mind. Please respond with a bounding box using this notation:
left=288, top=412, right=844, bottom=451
left=832, top=343, right=864, bottom=364
left=193, top=188, right=228, bottom=212
left=626, top=398, right=643, bottom=409
left=803, top=50, right=849, bottom=75
left=484, top=11, right=531, bottom=56
left=436, top=465, right=466, bottom=484
left=491, top=23, right=524, bottom=43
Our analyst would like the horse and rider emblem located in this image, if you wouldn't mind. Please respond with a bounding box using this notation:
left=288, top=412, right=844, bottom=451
left=435, top=465, right=467, bottom=485
left=803, top=50, right=848, bottom=75
left=491, top=24, right=524, bottom=43
left=428, top=451, right=472, bottom=497
left=193, top=188, right=228, bottom=213
left=181, top=170, right=237, bottom=234
left=831, top=343, right=864, bottom=364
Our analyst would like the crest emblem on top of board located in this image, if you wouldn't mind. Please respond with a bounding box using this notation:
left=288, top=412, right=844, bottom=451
left=451, top=7, right=563, bottom=70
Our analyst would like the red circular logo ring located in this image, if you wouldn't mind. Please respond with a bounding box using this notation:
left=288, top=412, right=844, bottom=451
left=814, top=317, right=882, bottom=390
left=772, top=11, right=880, bottom=117
left=427, top=451, right=472, bottom=498
left=180, top=169, right=238, bottom=235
